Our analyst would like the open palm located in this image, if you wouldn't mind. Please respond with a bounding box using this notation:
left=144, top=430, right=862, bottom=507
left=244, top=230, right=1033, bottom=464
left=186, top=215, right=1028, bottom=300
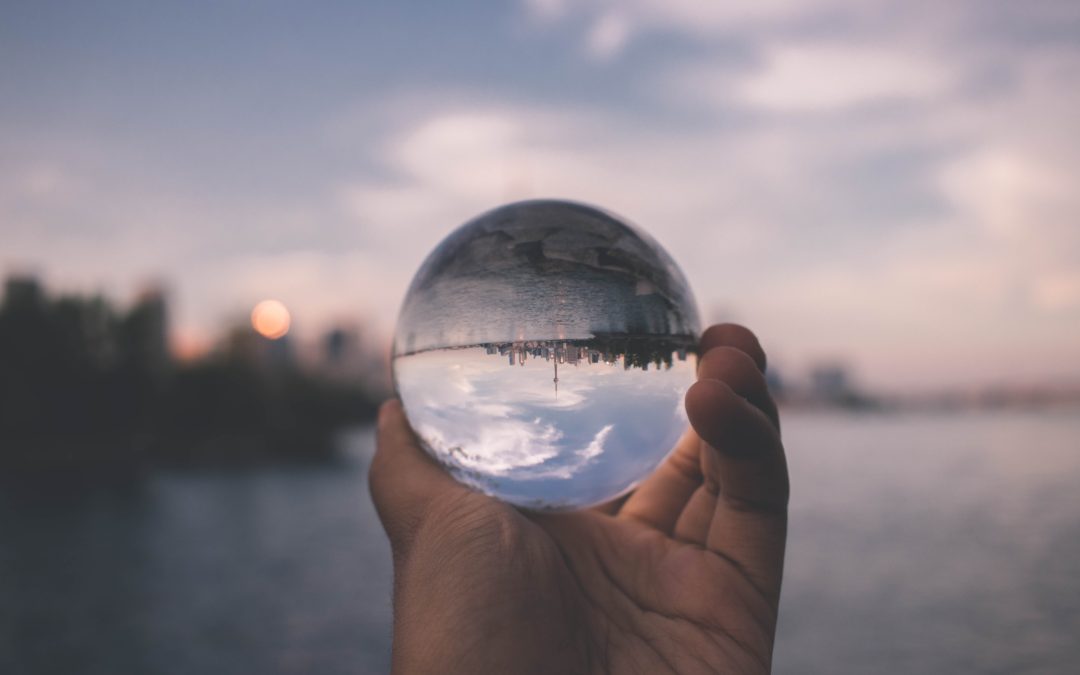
left=370, top=325, right=789, bottom=674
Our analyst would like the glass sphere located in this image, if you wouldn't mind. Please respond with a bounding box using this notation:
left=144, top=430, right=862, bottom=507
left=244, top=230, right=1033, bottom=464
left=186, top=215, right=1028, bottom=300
left=393, top=200, right=700, bottom=510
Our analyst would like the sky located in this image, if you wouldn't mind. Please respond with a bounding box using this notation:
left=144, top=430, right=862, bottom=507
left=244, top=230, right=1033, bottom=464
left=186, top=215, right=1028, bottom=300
left=2, top=0, right=1079, bottom=391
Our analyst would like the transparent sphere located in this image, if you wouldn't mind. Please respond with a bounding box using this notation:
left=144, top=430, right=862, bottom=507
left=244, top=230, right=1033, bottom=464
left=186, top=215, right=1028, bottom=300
left=393, top=200, right=701, bottom=510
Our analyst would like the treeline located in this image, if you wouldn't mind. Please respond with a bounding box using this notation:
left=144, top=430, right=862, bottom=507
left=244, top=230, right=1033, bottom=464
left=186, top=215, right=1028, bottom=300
left=0, top=278, right=379, bottom=467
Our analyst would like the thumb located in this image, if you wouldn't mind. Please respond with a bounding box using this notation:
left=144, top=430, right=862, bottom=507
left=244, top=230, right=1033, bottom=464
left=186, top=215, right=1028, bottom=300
left=369, top=399, right=463, bottom=557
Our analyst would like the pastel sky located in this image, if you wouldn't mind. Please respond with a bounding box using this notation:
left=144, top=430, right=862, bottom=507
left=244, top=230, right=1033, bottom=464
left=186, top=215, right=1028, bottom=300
left=2, top=0, right=1078, bottom=390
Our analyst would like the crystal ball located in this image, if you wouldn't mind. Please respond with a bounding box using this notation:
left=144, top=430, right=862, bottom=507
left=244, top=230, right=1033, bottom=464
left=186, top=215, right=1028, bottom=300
left=392, top=200, right=701, bottom=510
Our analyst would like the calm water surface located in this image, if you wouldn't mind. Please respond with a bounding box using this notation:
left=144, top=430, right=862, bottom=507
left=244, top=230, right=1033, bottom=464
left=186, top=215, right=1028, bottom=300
left=2, top=411, right=1078, bottom=674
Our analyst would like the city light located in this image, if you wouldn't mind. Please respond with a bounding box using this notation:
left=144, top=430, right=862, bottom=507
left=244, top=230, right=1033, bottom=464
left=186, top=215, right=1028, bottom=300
left=251, top=300, right=291, bottom=339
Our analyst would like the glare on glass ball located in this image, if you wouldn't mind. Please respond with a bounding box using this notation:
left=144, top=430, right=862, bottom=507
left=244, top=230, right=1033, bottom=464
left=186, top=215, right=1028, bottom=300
left=392, top=200, right=701, bottom=510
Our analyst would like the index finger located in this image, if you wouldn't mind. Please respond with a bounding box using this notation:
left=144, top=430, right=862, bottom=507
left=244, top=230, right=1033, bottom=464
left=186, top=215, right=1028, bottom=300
left=617, top=323, right=777, bottom=534
left=685, top=375, right=789, bottom=607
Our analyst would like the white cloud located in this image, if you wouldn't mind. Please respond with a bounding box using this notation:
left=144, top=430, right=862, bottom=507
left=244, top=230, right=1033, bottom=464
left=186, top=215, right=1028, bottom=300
left=334, top=102, right=800, bottom=339
left=522, top=1, right=1080, bottom=63
left=523, top=0, right=852, bottom=41
left=935, top=146, right=1080, bottom=316
left=333, top=29, right=1080, bottom=389
left=523, top=0, right=568, bottom=22
left=733, top=44, right=955, bottom=111
left=586, top=12, right=632, bottom=60
left=7, top=1, right=1079, bottom=391
left=938, top=148, right=1075, bottom=240
left=1032, top=272, right=1080, bottom=312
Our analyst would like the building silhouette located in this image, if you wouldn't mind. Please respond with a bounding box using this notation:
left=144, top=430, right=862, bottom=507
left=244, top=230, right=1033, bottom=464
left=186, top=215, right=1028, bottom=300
left=0, top=275, right=379, bottom=466
left=482, top=337, right=693, bottom=372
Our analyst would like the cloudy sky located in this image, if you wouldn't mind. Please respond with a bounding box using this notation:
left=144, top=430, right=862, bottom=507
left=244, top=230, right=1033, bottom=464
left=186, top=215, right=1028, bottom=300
left=2, top=0, right=1078, bottom=390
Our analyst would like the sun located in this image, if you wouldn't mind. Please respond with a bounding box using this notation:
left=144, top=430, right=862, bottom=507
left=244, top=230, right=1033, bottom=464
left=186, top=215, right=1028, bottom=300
left=251, top=300, right=291, bottom=339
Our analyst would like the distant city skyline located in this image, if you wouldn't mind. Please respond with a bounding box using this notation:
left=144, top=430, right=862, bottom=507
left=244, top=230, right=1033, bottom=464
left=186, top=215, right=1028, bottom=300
left=480, top=338, right=690, bottom=370
left=2, top=1, right=1079, bottom=391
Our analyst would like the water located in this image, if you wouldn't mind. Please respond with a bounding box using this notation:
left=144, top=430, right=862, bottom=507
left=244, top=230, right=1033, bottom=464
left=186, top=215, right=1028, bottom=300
left=775, top=409, right=1080, bottom=674
left=2, top=411, right=1078, bottom=674
left=394, top=341, right=695, bottom=509
left=0, top=433, right=394, bottom=675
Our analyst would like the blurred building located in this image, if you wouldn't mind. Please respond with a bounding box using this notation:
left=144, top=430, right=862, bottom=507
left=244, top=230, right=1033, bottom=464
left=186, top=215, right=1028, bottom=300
left=122, top=286, right=170, bottom=378
left=810, top=362, right=852, bottom=401
left=765, top=366, right=785, bottom=401
left=801, top=360, right=879, bottom=409
left=222, top=324, right=294, bottom=371
left=3, top=276, right=45, bottom=311
left=315, top=324, right=390, bottom=394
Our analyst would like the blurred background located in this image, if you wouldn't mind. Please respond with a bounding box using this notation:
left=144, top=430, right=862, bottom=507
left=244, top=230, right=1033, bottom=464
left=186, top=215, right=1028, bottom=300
left=1, top=1, right=1078, bottom=673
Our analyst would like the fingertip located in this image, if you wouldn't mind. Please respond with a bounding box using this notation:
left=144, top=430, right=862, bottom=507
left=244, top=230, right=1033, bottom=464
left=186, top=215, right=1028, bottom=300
left=377, top=398, right=405, bottom=432
left=372, top=398, right=459, bottom=494
left=370, top=399, right=463, bottom=552
left=698, top=346, right=766, bottom=390
left=685, top=378, right=778, bottom=461
left=700, top=324, right=767, bottom=372
left=685, top=378, right=789, bottom=506
left=697, top=346, right=779, bottom=430
left=685, top=378, right=739, bottom=449
left=371, top=398, right=423, bottom=508
left=375, top=398, right=420, bottom=456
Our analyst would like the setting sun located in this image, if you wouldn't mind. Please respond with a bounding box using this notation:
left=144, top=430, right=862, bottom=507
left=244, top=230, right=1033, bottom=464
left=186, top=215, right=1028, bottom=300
left=251, top=300, right=291, bottom=339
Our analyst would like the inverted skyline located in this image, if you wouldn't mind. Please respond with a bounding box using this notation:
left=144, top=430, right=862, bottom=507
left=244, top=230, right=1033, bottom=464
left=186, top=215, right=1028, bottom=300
left=2, top=1, right=1078, bottom=390
left=398, top=337, right=694, bottom=369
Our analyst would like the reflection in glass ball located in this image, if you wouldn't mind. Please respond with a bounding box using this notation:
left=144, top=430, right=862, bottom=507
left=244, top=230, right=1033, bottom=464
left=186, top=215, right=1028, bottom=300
left=393, top=200, right=701, bottom=510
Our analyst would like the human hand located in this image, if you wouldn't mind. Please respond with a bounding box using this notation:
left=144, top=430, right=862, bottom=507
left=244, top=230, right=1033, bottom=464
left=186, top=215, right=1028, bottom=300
left=370, top=324, right=789, bottom=674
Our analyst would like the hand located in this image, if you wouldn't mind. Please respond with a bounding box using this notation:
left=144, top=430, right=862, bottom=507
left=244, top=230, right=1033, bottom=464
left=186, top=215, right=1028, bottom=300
left=370, top=324, right=789, bottom=674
